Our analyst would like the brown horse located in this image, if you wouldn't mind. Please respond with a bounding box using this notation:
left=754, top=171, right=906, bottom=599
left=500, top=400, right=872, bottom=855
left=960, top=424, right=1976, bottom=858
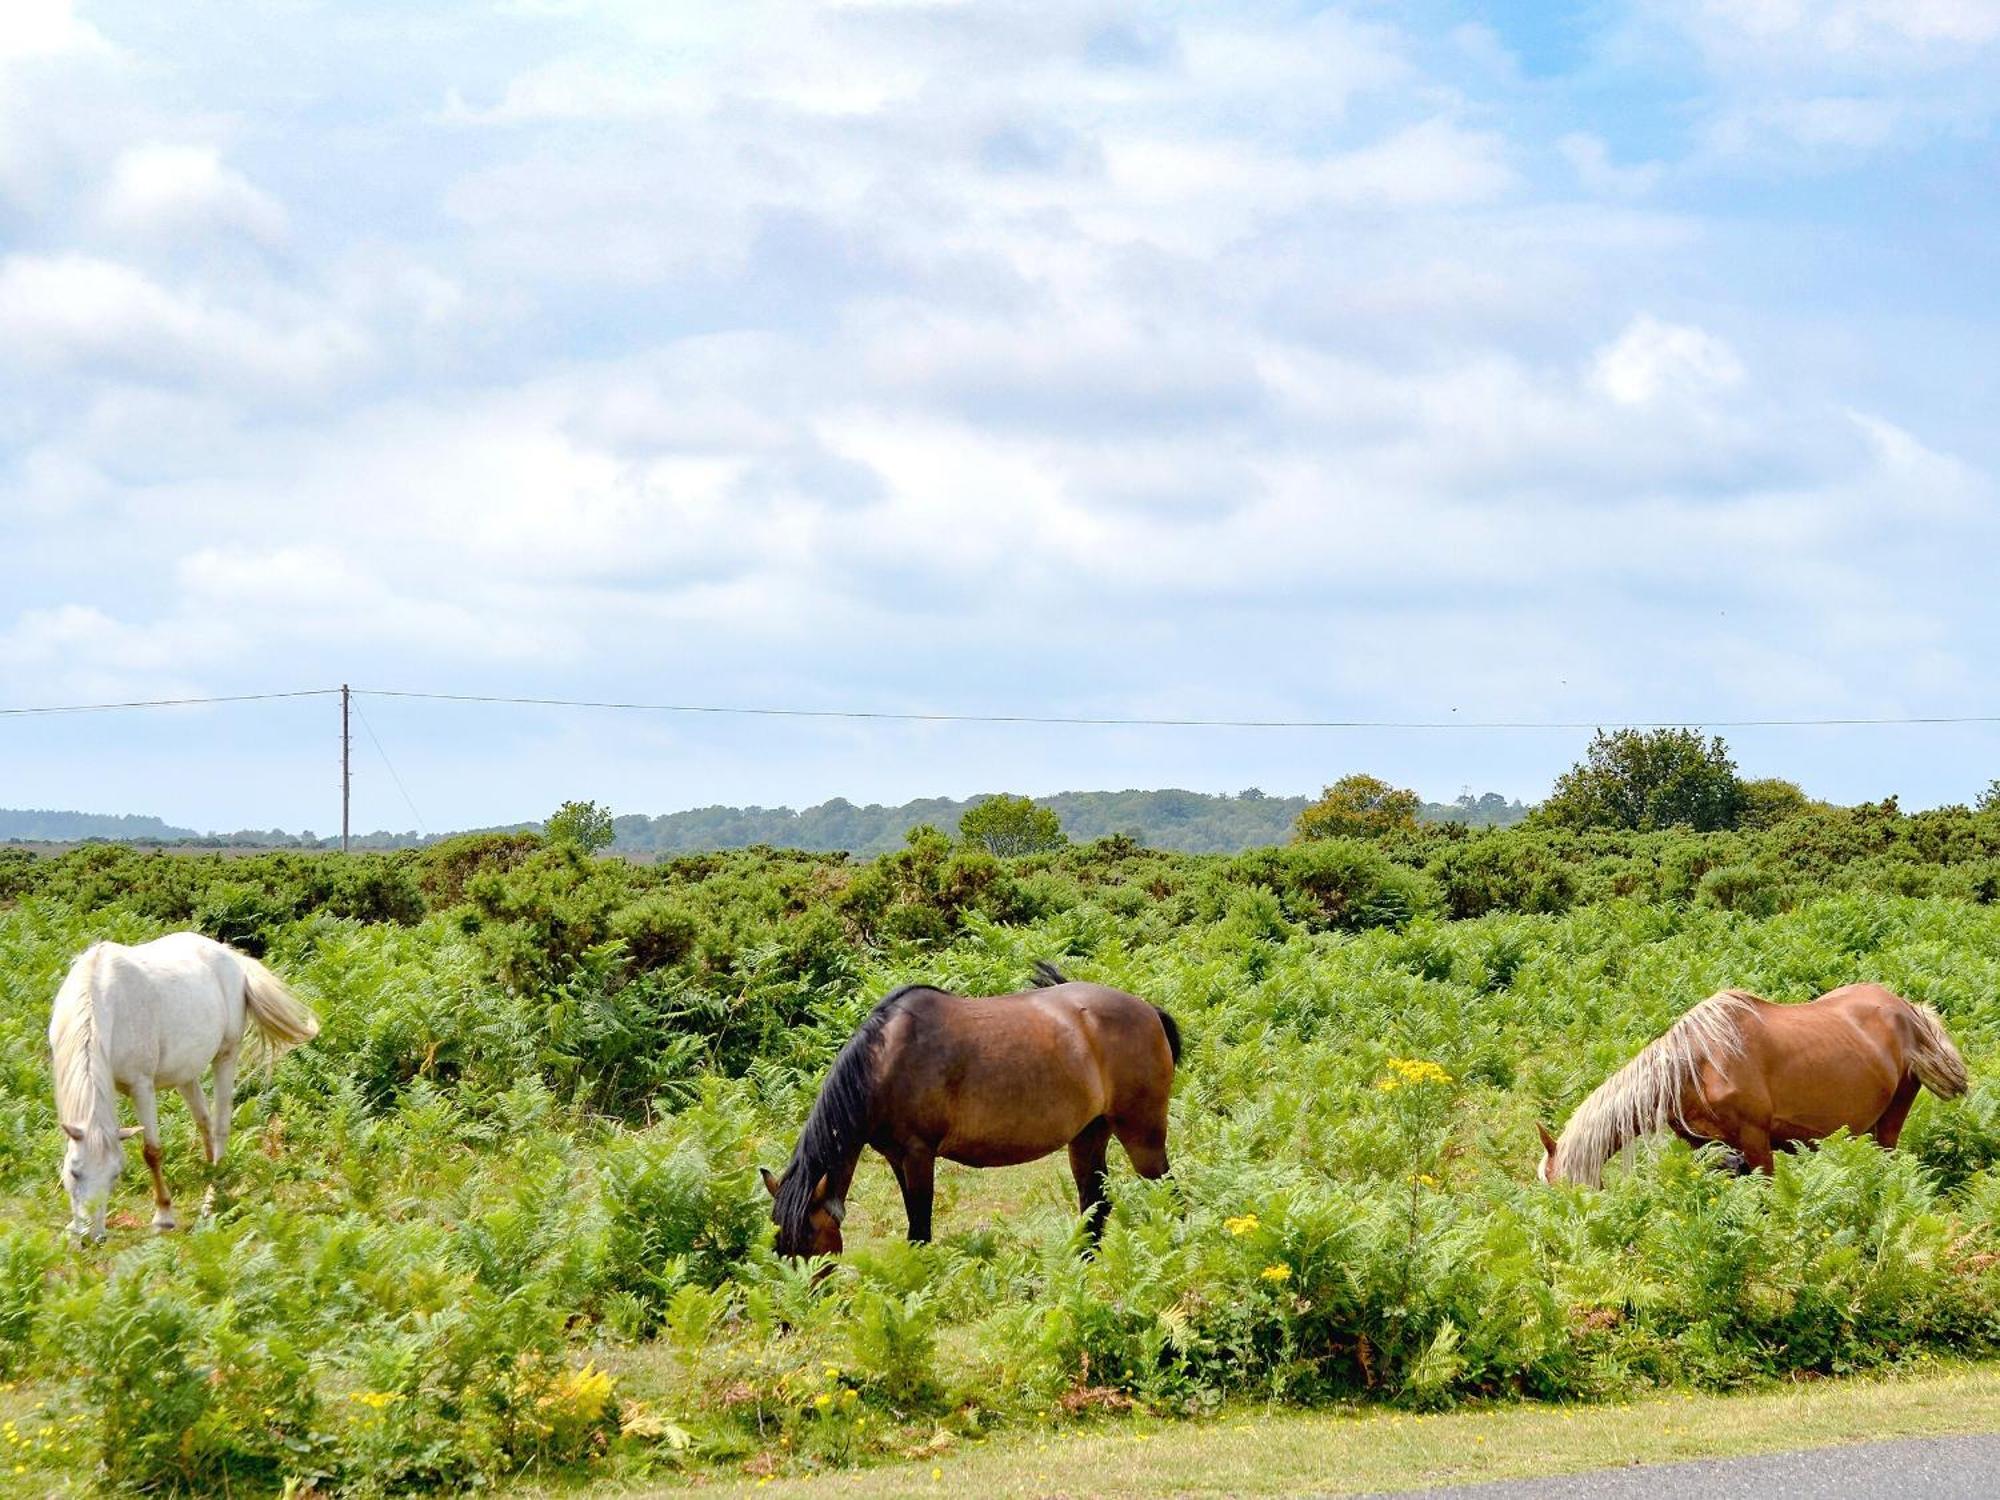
left=1538, top=983, right=1968, bottom=1186
left=761, top=963, right=1181, bottom=1256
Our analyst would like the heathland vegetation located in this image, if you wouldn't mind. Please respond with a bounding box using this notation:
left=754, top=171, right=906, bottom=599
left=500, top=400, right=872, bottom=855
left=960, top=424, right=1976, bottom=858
left=0, top=735, right=1997, bottom=1493
left=3, top=786, right=1532, bottom=857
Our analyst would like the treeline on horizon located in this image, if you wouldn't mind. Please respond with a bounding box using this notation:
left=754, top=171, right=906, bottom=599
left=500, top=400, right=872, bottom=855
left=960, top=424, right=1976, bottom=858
left=0, top=786, right=1530, bottom=856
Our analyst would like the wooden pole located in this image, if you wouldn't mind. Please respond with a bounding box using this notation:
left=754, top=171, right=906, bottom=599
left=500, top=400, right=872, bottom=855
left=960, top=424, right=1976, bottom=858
left=341, top=683, right=351, bottom=853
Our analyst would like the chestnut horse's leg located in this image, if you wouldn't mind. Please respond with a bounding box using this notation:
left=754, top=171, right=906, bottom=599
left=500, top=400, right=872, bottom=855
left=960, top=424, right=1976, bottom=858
left=895, top=1147, right=935, bottom=1244
left=1870, top=1075, right=1923, bottom=1149
left=1732, top=1123, right=1776, bottom=1174
left=1068, top=1118, right=1112, bottom=1242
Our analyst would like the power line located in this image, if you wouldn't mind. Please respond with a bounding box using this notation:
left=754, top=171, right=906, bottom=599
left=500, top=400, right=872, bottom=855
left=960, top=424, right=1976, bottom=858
left=351, top=688, right=2000, bottom=732
left=351, top=698, right=428, bottom=835
left=1, top=682, right=1997, bottom=731
left=0, top=688, right=340, bottom=717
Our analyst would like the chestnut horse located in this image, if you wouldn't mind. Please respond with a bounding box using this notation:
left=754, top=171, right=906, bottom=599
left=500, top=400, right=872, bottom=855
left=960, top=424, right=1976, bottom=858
left=761, top=963, right=1181, bottom=1256
left=1538, top=983, right=1967, bottom=1186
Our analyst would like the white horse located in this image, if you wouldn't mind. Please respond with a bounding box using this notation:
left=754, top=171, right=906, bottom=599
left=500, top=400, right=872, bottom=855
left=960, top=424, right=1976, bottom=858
left=49, top=932, right=319, bottom=1241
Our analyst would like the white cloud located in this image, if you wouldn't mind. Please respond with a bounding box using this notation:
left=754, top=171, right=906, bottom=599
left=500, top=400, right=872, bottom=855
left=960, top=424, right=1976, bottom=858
left=0, top=255, right=364, bottom=391
left=0, top=0, right=106, bottom=63
left=1591, top=315, right=1746, bottom=405
left=1558, top=133, right=1664, bottom=196
left=1692, top=0, right=2000, bottom=58
left=98, top=143, right=288, bottom=245
left=3, top=1, right=1998, bottom=822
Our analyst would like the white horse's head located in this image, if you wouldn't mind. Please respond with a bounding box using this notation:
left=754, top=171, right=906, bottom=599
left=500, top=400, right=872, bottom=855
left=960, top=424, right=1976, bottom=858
left=59, top=1122, right=137, bottom=1243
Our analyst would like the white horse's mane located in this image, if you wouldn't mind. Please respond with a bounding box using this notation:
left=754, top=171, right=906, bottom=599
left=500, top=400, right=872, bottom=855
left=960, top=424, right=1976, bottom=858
left=1551, top=989, right=1758, bottom=1186
left=50, top=943, right=119, bottom=1147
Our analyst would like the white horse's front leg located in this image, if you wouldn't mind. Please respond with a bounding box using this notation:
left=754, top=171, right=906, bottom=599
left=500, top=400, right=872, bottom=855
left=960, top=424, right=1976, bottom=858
left=209, top=1046, right=239, bottom=1164
left=128, top=1080, right=175, bottom=1231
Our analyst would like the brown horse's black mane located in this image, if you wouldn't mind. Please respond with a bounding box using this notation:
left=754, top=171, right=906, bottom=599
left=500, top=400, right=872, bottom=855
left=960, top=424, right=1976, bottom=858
left=775, top=983, right=943, bottom=1247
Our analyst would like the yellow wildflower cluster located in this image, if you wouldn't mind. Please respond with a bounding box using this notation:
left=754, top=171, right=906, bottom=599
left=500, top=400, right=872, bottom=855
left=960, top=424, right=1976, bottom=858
left=1259, top=1264, right=1292, bottom=1283
left=1375, top=1057, right=1453, bottom=1091
left=1223, top=1213, right=1260, bottom=1236
left=4, top=1412, right=85, bottom=1470
left=348, top=1390, right=401, bottom=1411
left=810, top=1363, right=861, bottom=1416
left=542, top=1362, right=615, bottom=1426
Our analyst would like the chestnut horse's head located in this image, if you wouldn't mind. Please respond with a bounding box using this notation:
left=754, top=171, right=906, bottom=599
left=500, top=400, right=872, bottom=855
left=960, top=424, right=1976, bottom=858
left=1534, top=1121, right=1559, bottom=1184
left=761, top=1165, right=845, bottom=1258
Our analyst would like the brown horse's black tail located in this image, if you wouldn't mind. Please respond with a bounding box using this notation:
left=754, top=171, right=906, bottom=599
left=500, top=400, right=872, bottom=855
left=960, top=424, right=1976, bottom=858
left=1154, top=1006, right=1182, bottom=1067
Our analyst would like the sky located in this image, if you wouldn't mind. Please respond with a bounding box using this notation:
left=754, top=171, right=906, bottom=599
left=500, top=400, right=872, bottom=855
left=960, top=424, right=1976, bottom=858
left=2, top=0, right=1998, bottom=835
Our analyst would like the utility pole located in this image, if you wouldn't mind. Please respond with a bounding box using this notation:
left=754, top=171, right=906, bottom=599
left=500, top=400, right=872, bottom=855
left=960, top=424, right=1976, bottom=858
left=341, top=683, right=351, bottom=853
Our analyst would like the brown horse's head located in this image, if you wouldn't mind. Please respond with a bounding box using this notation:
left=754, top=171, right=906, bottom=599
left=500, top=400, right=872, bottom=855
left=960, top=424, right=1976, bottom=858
left=761, top=1165, right=845, bottom=1257
left=1534, top=1121, right=1559, bottom=1184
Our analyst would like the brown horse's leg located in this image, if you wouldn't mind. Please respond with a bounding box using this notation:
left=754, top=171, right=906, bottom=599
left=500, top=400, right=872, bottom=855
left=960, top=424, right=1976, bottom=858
left=895, top=1147, right=935, bottom=1244
left=1068, top=1118, right=1112, bottom=1242
left=1871, top=1075, right=1923, bottom=1149
left=1733, top=1123, right=1776, bottom=1174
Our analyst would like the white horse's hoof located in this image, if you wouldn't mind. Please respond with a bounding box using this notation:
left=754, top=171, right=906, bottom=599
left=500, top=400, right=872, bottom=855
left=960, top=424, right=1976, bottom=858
left=152, top=1213, right=177, bottom=1232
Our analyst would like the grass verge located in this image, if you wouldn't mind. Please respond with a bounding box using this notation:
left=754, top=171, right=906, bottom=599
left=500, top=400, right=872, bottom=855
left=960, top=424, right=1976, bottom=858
left=597, top=1362, right=2000, bottom=1500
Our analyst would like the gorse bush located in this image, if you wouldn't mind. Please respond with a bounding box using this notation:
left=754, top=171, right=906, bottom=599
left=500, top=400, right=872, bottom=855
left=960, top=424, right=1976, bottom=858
left=0, top=818, right=1998, bottom=1491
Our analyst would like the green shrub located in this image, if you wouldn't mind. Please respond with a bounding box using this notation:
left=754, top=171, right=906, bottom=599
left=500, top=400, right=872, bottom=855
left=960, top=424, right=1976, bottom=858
left=1696, top=863, right=1788, bottom=917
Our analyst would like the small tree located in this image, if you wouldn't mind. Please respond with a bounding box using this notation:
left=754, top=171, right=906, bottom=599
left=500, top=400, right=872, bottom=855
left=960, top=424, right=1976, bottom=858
left=1295, top=774, right=1421, bottom=841
left=1978, top=779, right=2000, bottom=815
left=1539, top=728, right=1744, bottom=832
left=956, top=795, right=1066, bottom=858
left=546, top=799, right=616, bottom=853
left=1738, top=777, right=1812, bottom=829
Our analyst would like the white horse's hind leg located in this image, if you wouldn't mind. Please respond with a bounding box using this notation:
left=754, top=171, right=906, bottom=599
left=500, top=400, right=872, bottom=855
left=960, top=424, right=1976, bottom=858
left=177, top=1080, right=221, bottom=1218
left=210, top=1045, right=239, bottom=1163
left=128, top=1080, right=175, bottom=1231
left=177, top=1080, right=216, bottom=1163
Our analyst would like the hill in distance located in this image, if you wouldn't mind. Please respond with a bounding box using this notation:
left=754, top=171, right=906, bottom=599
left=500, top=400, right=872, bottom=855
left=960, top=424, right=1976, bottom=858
left=3, top=788, right=1528, bottom=857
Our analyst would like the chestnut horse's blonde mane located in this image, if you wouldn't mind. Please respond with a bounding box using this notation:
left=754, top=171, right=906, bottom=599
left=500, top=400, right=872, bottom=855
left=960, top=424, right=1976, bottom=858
left=50, top=944, right=119, bottom=1148
left=1551, top=989, right=1759, bottom=1186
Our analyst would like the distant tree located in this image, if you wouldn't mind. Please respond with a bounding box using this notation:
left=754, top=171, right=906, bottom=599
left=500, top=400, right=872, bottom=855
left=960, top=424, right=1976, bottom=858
left=956, top=795, right=1067, bottom=857
left=1738, top=777, right=1812, bottom=829
left=1978, top=779, right=2000, bottom=814
left=1539, top=729, right=1744, bottom=832
left=1238, top=787, right=1267, bottom=801
left=1295, top=774, right=1422, bottom=841
left=545, top=799, right=615, bottom=852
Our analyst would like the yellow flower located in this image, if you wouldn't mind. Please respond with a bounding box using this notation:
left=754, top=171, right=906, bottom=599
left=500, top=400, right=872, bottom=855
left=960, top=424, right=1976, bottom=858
left=813, top=1392, right=834, bottom=1410
left=1223, top=1213, right=1260, bottom=1236
left=824, top=1365, right=842, bottom=1379
left=1259, top=1264, right=1292, bottom=1283
left=1382, top=1057, right=1452, bottom=1087
left=1416, top=1173, right=1439, bottom=1187
left=348, top=1391, right=400, bottom=1411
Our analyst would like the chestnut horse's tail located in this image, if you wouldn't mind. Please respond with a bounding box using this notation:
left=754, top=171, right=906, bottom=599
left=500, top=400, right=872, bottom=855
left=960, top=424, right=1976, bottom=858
left=1905, top=1002, right=1969, bottom=1099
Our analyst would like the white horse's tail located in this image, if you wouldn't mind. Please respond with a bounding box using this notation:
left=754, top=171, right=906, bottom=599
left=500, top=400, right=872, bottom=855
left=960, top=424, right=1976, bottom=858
left=237, top=951, right=320, bottom=1054
left=1906, top=1001, right=1968, bottom=1100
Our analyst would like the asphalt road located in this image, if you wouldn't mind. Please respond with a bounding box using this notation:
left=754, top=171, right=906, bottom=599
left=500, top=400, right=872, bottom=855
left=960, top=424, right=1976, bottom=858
left=1377, top=1433, right=2000, bottom=1499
